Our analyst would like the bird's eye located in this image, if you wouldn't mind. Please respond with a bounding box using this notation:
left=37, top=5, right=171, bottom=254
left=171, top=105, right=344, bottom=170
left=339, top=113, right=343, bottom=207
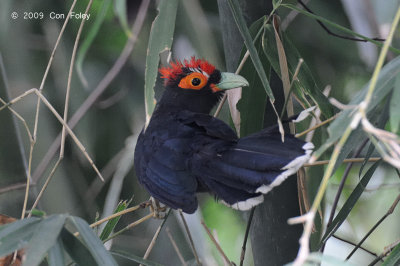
left=178, top=72, right=207, bottom=90
left=191, top=78, right=201, bottom=86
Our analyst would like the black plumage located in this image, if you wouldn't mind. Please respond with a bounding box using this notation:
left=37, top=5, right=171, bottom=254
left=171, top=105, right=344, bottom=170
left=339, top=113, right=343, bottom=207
left=134, top=58, right=313, bottom=214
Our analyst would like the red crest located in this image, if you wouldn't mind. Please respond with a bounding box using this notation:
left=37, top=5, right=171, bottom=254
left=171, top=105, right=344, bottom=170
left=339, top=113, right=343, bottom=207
left=159, top=57, right=216, bottom=84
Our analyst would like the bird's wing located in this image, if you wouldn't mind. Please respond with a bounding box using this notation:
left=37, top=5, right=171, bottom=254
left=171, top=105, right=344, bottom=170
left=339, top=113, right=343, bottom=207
left=134, top=129, right=198, bottom=214
left=177, top=111, right=238, bottom=141
left=190, top=128, right=313, bottom=211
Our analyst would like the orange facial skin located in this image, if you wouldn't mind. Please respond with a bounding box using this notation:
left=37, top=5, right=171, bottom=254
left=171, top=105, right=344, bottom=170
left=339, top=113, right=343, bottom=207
left=178, top=72, right=208, bottom=90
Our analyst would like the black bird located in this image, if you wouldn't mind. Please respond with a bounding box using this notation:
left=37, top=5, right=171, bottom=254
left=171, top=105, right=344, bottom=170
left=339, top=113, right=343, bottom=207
left=134, top=57, right=313, bottom=214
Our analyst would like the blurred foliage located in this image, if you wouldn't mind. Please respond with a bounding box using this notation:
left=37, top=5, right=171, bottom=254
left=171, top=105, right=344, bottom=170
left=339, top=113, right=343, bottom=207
left=0, top=0, right=399, bottom=265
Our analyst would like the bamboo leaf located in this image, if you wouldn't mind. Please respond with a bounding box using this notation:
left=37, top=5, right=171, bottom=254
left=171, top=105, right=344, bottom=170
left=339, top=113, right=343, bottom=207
left=68, top=216, right=118, bottom=266
left=61, top=228, right=98, bottom=266
left=24, top=215, right=67, bottom=266
left=331, top=93, right=389, bottom=175
left=281, top=4, right=400, bottom=54
left=114, top=0, right=131, bottom=37
left=236, top=17, right=268, bottom=137
left=144, top=0, right=179, bottom=123
left=272, top=16, right=292, bottom=118
left=47, top=237, right=65, bottom=266
left=227, top=0, right=275, bottom=102
left=359, top=98, right=390, bottom=177
left=0, top=217, right=39, bottom=238
left=313, top=56, right=400, bottom=160
left=99, top=200, right=128, bottom=241
left=262, top=22, right=333, bottom=118
left=111, top=250, right=163, bottom=266
left=0, top=217, right=40, bottom=257
left=383, top=242, right=400, bottom=266
left=319, top=160, right=382, bottom=247
left=76, top=0, right=113, bottom=88
left=359, top=142, right=376, bottom=177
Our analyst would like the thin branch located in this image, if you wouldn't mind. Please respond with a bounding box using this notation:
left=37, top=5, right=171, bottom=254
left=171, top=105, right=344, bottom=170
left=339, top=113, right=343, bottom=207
left=140, top=209, right=171, bottom=266
left=0, top=183, right=29, bottom=194
left=33, top=0, right=78, bottom=139
left=32, top=0, right=150, bottom=183
left=297, top=168, right=310, bottom=217
left=95, top=86, right=130, bottom=109
left=20, top=0, right=78, bottom=221
left=346, top=194, right=400, bottom=260
left=303, top=157, right=381, bottom=167
left=329, top=183, right=400, bottom=192
left=292, top=8, right=400, bottom=264
left=321, top=138, right=369, bottom=252
left=179, top=210, right=201, bottom=266
left=280, top=58, right=304, bottom=120
left=28, top=0, right=93, bottom=218
left=91, top=202, right=149, bottom=229
left=281, top=0, right=310, bottom=30
left=305, top=85, right=331, bottom=142
left=83, top=148, right=126, bottom=210
left=201, top=220, right=232, bottom=266
left=0, top=95, right=33, bottom=143
left=368, top=239, right=400, bottom=266
left=295, top=114, right=338, bottom=138
left=60, top=0, right=93, bottom=158
left=2, top=88, right=104, bottom=181
left=332, top=235, right=380, bottom=259
left=166, top=227, right=188, bottom=266
left=103, top=212, right=154, bottom=243
left=73, top=201, right=149, bottom=237
left=28, top=158, right=62, bottom=217
left=240, top=207, right=255, bottom=266
left=214, top=11, right=276, bottom=119
left=297, top=0, right=384, bottom=42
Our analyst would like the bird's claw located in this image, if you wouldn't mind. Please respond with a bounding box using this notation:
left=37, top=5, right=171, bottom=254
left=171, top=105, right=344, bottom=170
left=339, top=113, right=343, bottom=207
left=150, top=197, right=168, bottom=219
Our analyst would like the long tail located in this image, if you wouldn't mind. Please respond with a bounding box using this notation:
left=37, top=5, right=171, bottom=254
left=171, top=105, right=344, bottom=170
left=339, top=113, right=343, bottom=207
left=193, top=131, right=313, bottom=211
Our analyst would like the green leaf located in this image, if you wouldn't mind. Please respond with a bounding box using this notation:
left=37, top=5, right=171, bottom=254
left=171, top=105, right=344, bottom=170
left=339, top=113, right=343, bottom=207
left=29, top=209, right=46, bottom=217
left=99, top=200, right=128, bottom=241
left=383, top=242, right=400, bottom=266
left=47, top=237, right=65, bottom=266
left=319, top=160, right=382, bottom=247
left=359, top=97, right=390, bottom=176
left=236, top=17, right=268, bottom=137
left=111, top=249, right=163, bottom=266
left=281, top=4, right=400, bottom=55
left=114, top=0, right=131, bottom=37
left=359, top=141, right=375, bottom=177
left=0, top=217, right=40, bottom=257
left=68, top=216, right=117, bottom=266
left=313, top=56, right=400, bottom=160
left=390, top=73, right=400, bottom=133
left=331, top=100, right=388, bottom=175
left=272, top=0, right=282, bottom=10
left=61, top=228, right=98, bottom=266
left=262, top=23, right=333, bottom=118
left=76, top=0, right=113, bottom=88
left=24, top=214, right=67, bottom=266
left=0, top=217, right=39, bottom=238
left=144, top=0, right=179, bottom=121
left=227, top=0, right=275, bottom=102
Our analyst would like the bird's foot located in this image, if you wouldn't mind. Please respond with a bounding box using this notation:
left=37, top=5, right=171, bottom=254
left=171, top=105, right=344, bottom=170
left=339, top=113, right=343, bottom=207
left=149, top=197, right=168, bottom=219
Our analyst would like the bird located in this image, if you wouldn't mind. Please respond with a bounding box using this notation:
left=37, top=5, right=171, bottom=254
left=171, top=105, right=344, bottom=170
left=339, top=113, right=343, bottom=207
left=134, top=57, right=313, bottom=214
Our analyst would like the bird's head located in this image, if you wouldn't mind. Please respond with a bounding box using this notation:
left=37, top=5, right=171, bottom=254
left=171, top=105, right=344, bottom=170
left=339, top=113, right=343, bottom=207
left=158, top=57, right=249, bottom=113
